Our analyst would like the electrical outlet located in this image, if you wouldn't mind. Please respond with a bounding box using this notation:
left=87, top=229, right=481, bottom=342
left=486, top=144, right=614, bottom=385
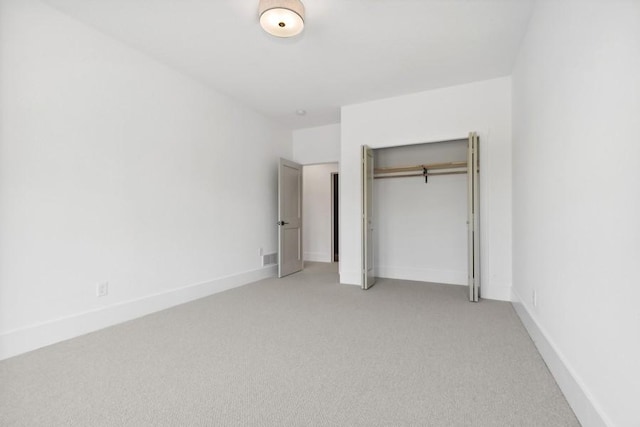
left=532, top=290, right=537, bottom=308
left=97, top=282, right=109, bottom=297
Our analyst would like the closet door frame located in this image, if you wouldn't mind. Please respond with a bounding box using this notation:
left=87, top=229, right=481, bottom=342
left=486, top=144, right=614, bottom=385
left=467, top=132, right=480, bottom=302
left=362, top=145, right=376, bottom=290
left=363, top=133, right=480, bottom=302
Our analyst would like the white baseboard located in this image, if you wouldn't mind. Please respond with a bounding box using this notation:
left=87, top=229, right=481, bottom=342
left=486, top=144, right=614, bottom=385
left=303, top=251, right=331, bottom=262
left=0, top=265, right=277, bottom=361
left=376, top=266, right=466, bottom=286
left=512, top=291, right=610, bottom=427
left=341, top=266, right=511, bottom=301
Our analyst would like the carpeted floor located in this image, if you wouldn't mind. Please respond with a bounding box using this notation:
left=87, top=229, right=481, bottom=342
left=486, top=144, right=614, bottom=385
left=0, top=262, right=579, bottom=426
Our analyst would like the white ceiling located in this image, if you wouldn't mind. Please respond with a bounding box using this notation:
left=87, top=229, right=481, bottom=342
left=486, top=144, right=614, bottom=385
left=43, top=0, right=534, bottom=129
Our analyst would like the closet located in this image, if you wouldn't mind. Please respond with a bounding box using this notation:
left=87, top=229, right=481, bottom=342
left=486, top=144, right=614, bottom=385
left=361, top=133, right=480, bottom=301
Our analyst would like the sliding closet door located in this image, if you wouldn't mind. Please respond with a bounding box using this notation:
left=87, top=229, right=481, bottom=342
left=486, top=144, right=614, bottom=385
left=467, top=133, right=480, bottom=301
left=362, top=145, right=376, bottom=290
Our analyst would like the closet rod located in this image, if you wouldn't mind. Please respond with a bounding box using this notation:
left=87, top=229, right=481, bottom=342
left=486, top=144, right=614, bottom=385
left=374, top=170, right=467, bottom=180
left=374, top=161, right=466, bottom=175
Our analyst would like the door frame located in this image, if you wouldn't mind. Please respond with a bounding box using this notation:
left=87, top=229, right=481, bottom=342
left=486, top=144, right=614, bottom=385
left=331, top=172, right=339, bottom=263
left=362, top=145, right=376, bottom=290
left=297, top=162, right=340, bottom=266
left=467, top=132, right=480, bottom=302
left=360, top=134, right=481, bottom=300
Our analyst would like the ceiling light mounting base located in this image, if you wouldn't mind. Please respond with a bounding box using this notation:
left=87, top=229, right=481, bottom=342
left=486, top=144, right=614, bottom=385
left=259, top=0, right=305, bottom=38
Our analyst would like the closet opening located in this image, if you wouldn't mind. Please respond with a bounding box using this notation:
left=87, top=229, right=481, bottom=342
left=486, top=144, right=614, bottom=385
left=361, top=133, right=480, bottom=301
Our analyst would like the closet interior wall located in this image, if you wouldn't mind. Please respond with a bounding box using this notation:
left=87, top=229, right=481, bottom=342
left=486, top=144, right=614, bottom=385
left=373, top=140, right=468, bottom=285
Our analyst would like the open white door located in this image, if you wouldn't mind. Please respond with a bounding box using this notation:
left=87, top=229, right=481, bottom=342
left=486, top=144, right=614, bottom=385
left=467, top=132, right=480, bottom=301
left=278, top=158, right=303, bottom=278
left=362, top=146, right=376, bottom=289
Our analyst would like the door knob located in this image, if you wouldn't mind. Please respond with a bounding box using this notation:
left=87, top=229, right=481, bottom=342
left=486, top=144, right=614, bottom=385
left=277, top=221, right=289, bottom=226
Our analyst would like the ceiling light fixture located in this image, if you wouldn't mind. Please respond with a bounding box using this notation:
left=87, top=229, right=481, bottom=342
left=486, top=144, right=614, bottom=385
left=259, top=0, right=305, bottom=38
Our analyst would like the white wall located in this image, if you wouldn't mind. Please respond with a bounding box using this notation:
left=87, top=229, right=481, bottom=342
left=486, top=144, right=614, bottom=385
left=302, top=164, right=339, bottom=262
left=292, top=123, right=340, bottom=165
left=340, top=77, right=512, bottom=300
left=511, top=1, right=640, bottom=426
left=374, top=141, right=468, bottom=285
left=0, top=0, right=291, bottom=360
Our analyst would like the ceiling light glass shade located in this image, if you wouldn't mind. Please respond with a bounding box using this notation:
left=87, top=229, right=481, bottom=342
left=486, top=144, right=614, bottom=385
left=259, top=0, right=305, bottom=38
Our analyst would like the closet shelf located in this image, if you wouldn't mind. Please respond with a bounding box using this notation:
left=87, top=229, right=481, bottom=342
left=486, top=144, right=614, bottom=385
left=374, top=170, right=466, bottom=179
left=374, top=161, right=467, bottom=180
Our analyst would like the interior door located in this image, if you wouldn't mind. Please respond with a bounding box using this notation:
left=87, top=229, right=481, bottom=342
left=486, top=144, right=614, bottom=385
left=278, top=158, right=303, bottom=278
left=467, top=132, right=480, bottom=301
left=362, top=145, right=376, bottom=289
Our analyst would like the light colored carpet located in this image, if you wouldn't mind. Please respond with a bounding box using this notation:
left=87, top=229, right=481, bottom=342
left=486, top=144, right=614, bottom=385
left=0, top=262, right=579, bottom=426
